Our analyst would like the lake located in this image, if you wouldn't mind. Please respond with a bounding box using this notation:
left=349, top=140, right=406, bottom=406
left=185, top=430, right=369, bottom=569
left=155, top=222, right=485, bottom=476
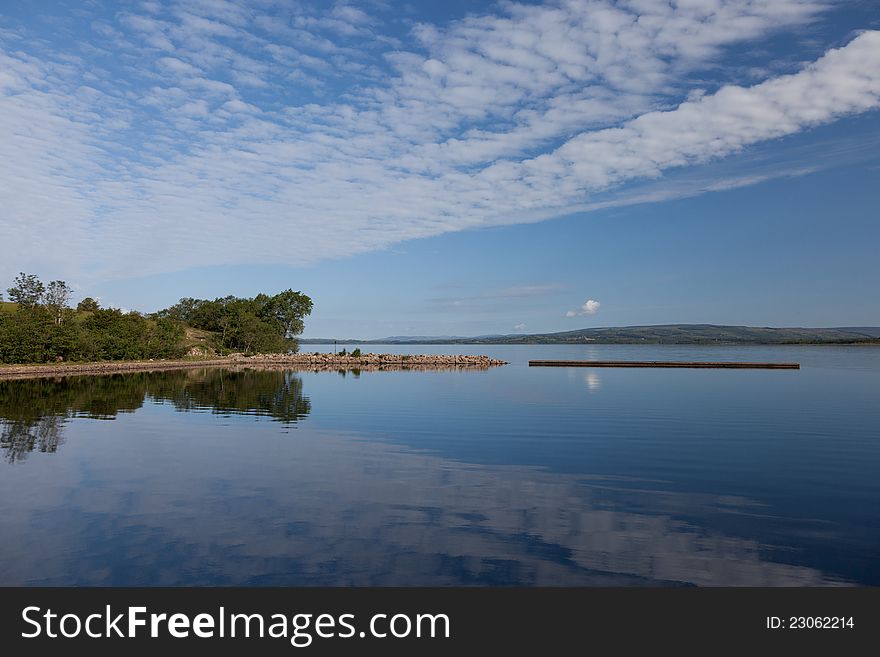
left=1, top=344, right=878, bottom=586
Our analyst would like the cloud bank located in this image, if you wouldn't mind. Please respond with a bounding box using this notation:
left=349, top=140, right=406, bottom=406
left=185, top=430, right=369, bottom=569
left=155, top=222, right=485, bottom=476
left=1, top=1, right=879, bottom=284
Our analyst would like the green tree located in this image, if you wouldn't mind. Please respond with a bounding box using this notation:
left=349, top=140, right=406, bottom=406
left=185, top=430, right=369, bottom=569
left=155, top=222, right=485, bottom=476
left=75, top=309, right=185, bottom=361
left=225, top=305, right=287, bottom=353
left=7, top=272, right=44, bottom=307
left=263, top=289, right=313, bottom=339
left=44, top=280, right=73, bottom=324
left=0, top=306, right=56, bottom=363
left=155, top=297, right=198, bottom=322
left=76, top=297, right=100, bottom=312
left=146, top=318, right=187, bottom=358
left=157, top=290, right=312, bottom=355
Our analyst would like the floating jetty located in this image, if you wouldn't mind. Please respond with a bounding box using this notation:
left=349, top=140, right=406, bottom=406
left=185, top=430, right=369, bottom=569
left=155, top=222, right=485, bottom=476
left=528, top=360, right=800, bottom=369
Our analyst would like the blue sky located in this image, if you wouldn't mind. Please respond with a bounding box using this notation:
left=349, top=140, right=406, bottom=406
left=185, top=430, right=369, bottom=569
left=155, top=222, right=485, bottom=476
left=1, top=0, right=878, bottom=338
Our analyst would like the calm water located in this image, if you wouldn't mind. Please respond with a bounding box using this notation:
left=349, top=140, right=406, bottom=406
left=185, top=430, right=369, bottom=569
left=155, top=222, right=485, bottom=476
left=1, top=345, right=878, bottom=586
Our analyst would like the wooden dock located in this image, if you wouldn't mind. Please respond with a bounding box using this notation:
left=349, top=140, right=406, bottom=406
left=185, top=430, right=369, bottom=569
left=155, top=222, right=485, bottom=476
left=528, top=360, right=800, bottom=369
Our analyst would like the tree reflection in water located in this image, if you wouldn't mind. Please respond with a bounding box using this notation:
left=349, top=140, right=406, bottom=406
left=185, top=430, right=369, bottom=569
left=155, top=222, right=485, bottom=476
left=0, top=368, right=311, bottom=462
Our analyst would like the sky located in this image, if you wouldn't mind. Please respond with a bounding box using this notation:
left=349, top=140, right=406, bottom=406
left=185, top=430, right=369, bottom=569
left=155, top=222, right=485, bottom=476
left=1, top=0, right=879, bottom=338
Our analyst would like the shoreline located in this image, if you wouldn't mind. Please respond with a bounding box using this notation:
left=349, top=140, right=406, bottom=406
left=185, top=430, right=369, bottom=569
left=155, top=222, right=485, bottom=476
left=0, top=352, right=508, bottom=380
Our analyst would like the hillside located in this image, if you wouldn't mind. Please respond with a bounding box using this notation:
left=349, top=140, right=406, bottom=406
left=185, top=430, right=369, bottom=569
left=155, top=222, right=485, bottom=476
left=300, top=324, right=880, bottom=345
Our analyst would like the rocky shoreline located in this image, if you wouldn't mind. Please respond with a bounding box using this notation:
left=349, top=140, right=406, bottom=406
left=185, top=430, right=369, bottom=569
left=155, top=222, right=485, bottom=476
left=0, top=352, right=508, bottom=380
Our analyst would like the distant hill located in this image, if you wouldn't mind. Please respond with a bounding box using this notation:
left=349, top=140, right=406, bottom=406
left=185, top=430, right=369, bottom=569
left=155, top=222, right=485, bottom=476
left=836, top=327, right=880, bottom=338
left=300, top=324, right=880, bottom=345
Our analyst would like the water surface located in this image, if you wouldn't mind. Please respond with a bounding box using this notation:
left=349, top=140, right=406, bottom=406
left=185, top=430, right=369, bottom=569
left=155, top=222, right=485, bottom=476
left=1, top=345, right=877, bottom=586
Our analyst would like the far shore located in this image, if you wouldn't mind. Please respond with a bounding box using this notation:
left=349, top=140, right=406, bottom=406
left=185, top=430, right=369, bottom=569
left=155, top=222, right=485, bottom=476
left=0, top=352, right=508, bottom=380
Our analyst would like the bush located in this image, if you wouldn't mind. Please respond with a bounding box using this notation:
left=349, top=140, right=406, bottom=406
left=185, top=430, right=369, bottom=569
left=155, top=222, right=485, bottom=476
left=76, top=310, right=186, bottom=361
left=351, top=348, right=361, bottom=358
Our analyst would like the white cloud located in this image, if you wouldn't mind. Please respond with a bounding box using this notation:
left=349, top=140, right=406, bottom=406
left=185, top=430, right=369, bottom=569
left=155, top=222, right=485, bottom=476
left=513, top=323, right=526, bottom=331
left=567, top=300, right=600, bottom=317
left=1, top=2, right=879, bottom=286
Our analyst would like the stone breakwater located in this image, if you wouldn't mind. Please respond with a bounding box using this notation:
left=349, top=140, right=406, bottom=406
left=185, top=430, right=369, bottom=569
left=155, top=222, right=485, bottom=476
left=237, top=352, right=508, bottom=367
left=225, top=352, right=508, bottom=374
left=0, top=353, right=508, bottom=380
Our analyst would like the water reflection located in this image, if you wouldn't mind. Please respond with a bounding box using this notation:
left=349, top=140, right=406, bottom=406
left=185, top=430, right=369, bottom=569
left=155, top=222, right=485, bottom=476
left=0, top=369, right=310, bottom=462
left=147, top=368, right=310, bottom=423
left=0, top=414, right=67, bottom=462
left=0, top=362, right=871, bottom=586
left=0, top=424, right=842, bottom=586
left=584, top=371, right=601, bottom=391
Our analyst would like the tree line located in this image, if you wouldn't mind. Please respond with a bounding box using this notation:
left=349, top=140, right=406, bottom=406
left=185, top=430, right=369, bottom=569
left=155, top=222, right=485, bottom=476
left=0, top=272, right=312, bottom=364
left=155, top=289, right=313, bottom=353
